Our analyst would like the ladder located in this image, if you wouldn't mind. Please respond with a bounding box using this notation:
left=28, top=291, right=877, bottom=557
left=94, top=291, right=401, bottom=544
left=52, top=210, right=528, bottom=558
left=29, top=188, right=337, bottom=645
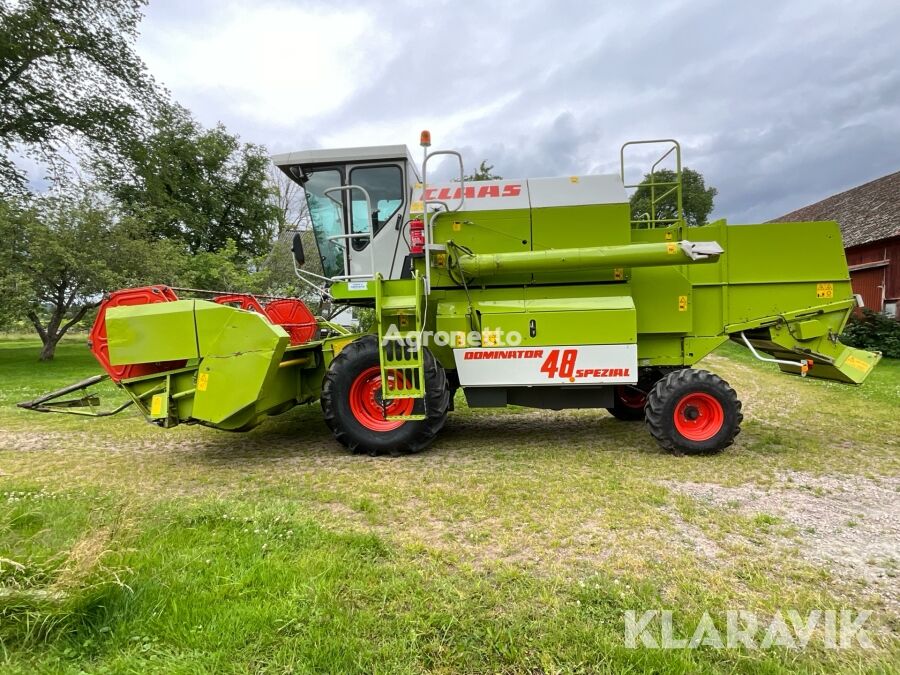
left=375, top=273, right=426, bottom=420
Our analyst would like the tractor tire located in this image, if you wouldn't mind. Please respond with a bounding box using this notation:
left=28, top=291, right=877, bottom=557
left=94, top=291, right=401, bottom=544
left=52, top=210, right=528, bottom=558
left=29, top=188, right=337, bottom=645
left=321, top=335, right=450, bottom=455
left=606, top=367, right=676, bottom=421
left=645, top=369, right=742, bottom=454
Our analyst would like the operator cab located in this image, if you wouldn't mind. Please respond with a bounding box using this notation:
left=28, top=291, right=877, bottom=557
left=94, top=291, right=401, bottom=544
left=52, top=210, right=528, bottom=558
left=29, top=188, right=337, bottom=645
left=273, top=145, right=420, bottom=282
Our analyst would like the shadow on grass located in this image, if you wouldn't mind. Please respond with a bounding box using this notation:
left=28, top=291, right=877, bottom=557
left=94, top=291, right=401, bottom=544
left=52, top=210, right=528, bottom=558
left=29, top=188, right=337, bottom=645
left=183, top=405, right=672, bottom=468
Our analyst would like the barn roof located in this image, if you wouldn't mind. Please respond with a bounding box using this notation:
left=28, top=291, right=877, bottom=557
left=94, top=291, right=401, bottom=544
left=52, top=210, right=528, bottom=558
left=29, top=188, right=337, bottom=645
left=770, top=171, right=900, bottom=248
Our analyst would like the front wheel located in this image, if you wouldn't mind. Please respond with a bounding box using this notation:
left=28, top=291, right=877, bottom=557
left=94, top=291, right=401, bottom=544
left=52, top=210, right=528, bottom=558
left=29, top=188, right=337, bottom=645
left=321, top=335, right=450, bottom=455
left=645, top=369, right=742, bottom=454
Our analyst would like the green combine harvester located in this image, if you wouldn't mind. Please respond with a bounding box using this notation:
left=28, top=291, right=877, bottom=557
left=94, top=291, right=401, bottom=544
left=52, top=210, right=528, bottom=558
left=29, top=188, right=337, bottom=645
left=20, top=136, right=881, bottom=455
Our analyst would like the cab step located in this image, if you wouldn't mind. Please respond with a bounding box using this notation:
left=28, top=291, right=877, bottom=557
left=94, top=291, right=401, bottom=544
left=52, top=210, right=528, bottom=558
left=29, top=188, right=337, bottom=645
left=385, top=413, right=427, bottom=421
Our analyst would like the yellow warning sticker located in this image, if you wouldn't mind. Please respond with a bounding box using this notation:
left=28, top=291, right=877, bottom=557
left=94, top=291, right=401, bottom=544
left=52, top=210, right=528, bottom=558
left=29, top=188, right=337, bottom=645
left=844, top=355, right=872, bottom=372
left=678, top=295, right=688, bottom=311
left=614, top=268, right=624, bottom=280
left=435, top=253, right=447, bottom=267
left=816, top=283, right=834, bottom=299
left=569, top=176, right=579, bottom=183
left=452, top=221, right=462, bottom=232
left=150, top=394, right=163, bottom=416
left=454, top=332, right=466, bottom=347
left=331, top=339, right=353, bottom=356
left=197, top=372, right=209, bottom=392
left=667, top=242, right=677, bottom=254
left=481, top=330, right=499, bottom=346
left=410, top=200, right=424, bottom=213
left=664, top=231, right=674, bottom=241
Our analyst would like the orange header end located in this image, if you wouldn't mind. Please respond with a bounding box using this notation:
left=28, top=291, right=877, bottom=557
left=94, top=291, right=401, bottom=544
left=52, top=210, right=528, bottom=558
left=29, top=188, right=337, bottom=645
left=420, top=130, right=431, bottom=147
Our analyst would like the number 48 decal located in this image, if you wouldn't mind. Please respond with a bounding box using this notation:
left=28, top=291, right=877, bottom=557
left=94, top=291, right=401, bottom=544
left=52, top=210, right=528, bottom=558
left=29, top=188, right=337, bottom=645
left=540, top=348, right=577, bottom=379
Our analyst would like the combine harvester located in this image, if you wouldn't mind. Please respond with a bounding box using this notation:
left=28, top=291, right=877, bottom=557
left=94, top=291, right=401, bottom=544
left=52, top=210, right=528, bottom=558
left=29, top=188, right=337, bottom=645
left=20, top=136, right=880, bottom=455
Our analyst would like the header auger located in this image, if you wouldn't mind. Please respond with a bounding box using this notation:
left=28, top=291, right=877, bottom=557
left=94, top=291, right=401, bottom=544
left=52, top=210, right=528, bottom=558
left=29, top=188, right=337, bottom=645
left=20, top=136, right=881, bottom=455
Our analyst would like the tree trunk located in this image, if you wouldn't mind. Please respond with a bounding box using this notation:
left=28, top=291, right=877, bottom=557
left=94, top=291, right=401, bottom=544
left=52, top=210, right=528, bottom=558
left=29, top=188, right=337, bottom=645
left=39, top=334, right=60, bottom=361
left=29, top=303, right=95, bottom=362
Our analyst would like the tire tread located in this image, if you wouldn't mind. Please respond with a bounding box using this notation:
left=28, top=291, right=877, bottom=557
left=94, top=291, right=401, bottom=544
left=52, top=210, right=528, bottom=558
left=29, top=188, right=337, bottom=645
left=321, top=335, right=449, bottom=455
left=645, top=368, right=743, bottom=454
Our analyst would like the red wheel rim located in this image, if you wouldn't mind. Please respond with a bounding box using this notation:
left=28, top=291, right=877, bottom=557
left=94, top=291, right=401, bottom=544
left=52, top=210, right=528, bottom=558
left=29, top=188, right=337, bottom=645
left=348, top=367, right=414, bottom=432
left=616, top=385, right=647, bottom=409
left=673, top=392, right=724, bottom=441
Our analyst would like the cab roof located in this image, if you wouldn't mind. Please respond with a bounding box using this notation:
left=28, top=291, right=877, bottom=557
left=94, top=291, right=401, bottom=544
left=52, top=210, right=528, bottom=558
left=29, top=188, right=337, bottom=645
left=271, top=144, right=417, bottom=168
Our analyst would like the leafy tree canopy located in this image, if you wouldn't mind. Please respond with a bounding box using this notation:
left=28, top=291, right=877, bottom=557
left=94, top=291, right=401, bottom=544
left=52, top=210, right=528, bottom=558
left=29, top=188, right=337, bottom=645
left=629, top=167, right=717, bottom=227
left=464, top=160, right=502, bottom=182
left=0, top=198, right=32, bottom=326
left=0, top=0, right=159, bottom=191
left=4, top=189, right=184, bottom=360
left=97, top=104, right=280, bottom=258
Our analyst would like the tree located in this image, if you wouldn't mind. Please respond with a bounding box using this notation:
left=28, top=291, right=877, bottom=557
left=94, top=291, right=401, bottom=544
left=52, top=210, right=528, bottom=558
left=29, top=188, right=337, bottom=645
left=354, top=307, right=376, bottom=332
left=97, top=104, right=280, bottom=258
left=0, top=0, right=159, bottom=191
left=183, top=239, right=253, bottom=293
left=464, top=160, right=502, bottom=182
left=0, top=198, right=32, bottom=328
left=629, top=167, right=717, bottom=227
left=8, top=190, right=184, bottom=360
left=268, top=164, right=309, bottom=235
left=248, top=228, right=337, bottom=319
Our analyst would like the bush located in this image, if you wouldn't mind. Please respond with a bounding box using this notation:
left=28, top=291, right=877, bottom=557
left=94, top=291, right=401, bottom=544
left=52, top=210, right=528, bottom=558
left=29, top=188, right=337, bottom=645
left=840, top=309, right=900, bottom=358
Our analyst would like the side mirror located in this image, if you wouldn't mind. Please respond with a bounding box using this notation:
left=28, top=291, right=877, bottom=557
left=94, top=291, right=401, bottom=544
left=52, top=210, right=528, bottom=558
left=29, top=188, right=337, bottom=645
left=291, top=232, right=305, bottom=267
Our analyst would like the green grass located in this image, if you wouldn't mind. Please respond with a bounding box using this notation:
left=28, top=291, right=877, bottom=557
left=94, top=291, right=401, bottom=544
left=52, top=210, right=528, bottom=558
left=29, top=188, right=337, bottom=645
left=0, top=338, right=898, bottom=672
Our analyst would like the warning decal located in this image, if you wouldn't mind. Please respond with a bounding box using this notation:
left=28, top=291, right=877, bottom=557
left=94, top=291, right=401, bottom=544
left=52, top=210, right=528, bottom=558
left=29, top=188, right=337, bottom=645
left=844, top=355, right=872, bottom=373
left=816, top=283, right=834, bottom=299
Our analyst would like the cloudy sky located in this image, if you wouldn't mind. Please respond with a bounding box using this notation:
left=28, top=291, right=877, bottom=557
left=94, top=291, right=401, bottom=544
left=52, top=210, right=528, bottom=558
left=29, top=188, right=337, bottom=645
left=137, top=0, right=900, bottom=222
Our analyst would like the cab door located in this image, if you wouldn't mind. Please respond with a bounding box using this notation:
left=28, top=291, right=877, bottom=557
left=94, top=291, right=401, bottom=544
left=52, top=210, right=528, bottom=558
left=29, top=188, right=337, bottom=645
left=345, top=162, right=410, bottom=280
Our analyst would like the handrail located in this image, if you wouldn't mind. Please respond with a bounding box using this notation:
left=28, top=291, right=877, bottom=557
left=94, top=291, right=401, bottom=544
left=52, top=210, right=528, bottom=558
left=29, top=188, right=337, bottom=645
left=421, top=149, right=466, bottom=293
left=620, top=139, right=683, bottom=229
left=323, top=185, right=377, bottom=282
left=650, top=145, right=677, bottom=175
left=422, top=150, right=466, bottom=214
left=284, top=231, right=335, bottom=300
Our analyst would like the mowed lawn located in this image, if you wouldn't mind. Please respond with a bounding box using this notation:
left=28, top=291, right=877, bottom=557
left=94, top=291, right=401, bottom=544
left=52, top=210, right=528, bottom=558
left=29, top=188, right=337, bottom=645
left=0, top=336, right=898, bottom=673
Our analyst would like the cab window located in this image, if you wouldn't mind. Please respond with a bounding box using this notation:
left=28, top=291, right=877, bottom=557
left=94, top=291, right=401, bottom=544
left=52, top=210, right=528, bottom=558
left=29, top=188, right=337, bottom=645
left=349, top=165, right=404, bottom=239
left=302, top=168, right=344, bottom=279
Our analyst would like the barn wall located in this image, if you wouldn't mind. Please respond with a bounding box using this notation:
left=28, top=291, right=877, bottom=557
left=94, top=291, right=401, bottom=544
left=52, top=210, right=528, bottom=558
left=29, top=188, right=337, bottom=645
left=846, top=235, right=900, bottom=317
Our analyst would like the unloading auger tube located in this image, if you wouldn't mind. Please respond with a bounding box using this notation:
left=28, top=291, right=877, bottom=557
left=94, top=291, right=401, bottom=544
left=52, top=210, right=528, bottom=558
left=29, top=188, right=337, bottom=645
left=449, top=240, right=724, bottom=280
left=18, top=135, right=882, bottom=458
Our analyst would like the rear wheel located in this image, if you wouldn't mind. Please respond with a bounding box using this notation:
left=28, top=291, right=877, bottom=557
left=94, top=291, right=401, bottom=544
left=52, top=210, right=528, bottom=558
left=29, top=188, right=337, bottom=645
left=608, top=385, right=649, bottom=421
left=645, top=369, right=742, bottom=454
left=606, top=367, right=674, bottom=421
left=321, top=335, right=450, bottom=455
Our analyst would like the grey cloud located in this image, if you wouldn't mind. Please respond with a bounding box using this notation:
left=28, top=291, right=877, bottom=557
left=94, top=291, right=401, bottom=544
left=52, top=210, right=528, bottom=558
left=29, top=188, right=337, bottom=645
left=140, top=0, right=900, bottom=222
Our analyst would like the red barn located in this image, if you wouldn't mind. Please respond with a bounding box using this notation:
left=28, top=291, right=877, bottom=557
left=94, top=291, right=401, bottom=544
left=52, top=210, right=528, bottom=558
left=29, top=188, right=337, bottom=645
left=772, top=171, right=900, bottom=318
